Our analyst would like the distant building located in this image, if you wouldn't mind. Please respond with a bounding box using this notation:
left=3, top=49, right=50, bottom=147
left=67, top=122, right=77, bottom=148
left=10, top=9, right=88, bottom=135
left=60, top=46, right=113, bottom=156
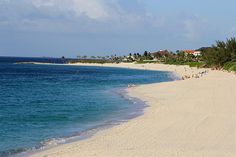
left=181, top=50, right=201, bottom=57
left=122, top=55, right=135, bottom=62
left=193, top=51, right=201, bottom=57
left=151, top=50, right=170, bottom=60
left=182, top=50, right=194, bottom=55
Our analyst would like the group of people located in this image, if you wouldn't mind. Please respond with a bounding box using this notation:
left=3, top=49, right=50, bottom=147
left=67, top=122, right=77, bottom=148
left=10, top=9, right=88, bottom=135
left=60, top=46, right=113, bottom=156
left=182, top=70, right=209, bottom=80
left=128, top=84, right=136, bottom=88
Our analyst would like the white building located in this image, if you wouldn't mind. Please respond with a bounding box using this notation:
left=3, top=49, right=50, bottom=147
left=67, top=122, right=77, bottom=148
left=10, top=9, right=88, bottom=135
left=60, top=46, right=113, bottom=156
left=193, top=51, right=201, bottom=57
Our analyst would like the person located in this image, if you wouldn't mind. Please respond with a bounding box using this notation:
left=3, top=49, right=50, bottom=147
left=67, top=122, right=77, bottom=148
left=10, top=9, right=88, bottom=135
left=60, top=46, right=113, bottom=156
left=128, top=84, right=135, bottom=88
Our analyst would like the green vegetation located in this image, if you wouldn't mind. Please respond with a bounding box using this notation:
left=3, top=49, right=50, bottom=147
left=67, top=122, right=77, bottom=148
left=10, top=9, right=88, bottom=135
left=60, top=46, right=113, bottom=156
left=223, top=62, right=236, bottom=72
left=135, top=60, right=158, bottom=64
left=184, top=62, right=204, bottom=68
left=67, top=37, right=236, bottom=72
left=202, top=38, right=236, bottom=69
left=163, top=60, right=203, bottom=68
left=163, top=37, right=236, bottom=71
left=162, top=53, right=201, bottom=67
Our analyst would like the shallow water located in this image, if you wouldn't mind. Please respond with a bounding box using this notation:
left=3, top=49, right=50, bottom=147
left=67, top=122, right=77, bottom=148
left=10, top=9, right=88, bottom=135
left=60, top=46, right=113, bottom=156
left=0, top=57, right=177, bottom=156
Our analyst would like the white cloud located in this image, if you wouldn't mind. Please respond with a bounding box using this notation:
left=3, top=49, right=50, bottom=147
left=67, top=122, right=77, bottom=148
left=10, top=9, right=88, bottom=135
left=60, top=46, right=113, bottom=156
left=0, top=0, right=156, bottom=32
left=73, top=0, right=110, bottom=20
left=31, top=0, right=111, bottom=20
left=0, top=0, right=208, bottom=42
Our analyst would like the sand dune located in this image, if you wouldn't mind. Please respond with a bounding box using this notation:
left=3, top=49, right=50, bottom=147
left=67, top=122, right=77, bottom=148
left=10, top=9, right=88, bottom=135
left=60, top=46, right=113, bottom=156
left=30, top=63, right=236, bottom=157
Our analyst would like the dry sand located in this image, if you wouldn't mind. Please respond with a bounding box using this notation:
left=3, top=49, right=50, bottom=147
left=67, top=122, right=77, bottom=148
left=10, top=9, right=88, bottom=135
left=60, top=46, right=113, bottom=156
left=30, top=63, right=236, bottom=157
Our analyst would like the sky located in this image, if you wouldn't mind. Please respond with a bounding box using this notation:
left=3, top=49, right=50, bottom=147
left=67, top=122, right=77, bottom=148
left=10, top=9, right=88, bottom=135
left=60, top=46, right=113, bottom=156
left=0, top=0, right=236, bottom=58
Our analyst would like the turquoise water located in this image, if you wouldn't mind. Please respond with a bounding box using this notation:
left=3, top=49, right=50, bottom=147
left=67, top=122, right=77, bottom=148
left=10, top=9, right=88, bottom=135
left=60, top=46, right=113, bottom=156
left=0, top=57, right=177, bottom=156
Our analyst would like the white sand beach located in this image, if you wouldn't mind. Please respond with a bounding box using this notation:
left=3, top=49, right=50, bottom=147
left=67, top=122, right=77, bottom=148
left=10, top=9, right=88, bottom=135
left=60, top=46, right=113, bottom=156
left=30, top=63, right=236, bottom=157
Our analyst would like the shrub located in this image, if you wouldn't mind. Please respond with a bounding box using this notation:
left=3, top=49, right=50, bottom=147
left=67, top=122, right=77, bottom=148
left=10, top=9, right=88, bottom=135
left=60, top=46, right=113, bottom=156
left=184, top=62, right=204, bottom=68
left=223, top=62, right=236, bottom=71
left=136, top=60, right=158, bottom=64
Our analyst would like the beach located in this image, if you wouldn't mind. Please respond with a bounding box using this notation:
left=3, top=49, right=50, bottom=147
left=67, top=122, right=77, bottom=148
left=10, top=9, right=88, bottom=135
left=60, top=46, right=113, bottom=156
left=30, top=63, right=236, bottom=157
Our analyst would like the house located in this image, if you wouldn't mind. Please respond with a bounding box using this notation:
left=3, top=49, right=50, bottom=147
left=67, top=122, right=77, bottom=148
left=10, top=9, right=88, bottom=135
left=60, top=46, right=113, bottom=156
left=122, top=55, right=135, bottom=62
left=152, top=50, right=170, bottom=60
left=193, top=51, right=201, bottom=57
left=181, top=50, right=201, bottom=57
left=182, top=50, right=194, bottom=55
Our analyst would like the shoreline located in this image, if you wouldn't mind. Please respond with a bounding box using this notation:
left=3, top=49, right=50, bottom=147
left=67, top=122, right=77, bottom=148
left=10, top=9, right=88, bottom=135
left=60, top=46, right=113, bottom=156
left=14, top=88, right=150, bottom=157
left=8, top=62, right=176, bottom=157
left=16, top=61, right=208, bottom=78
left=29, top=63, right=236, bottom=157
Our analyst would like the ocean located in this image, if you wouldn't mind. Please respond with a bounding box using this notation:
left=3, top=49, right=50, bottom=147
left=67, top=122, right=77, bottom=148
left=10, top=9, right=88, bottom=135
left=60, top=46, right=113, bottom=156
left=0, top=57, right=177, bottom=156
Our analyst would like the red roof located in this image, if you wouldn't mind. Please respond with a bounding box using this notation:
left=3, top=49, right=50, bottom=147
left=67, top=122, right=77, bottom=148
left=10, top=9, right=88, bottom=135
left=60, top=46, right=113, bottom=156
left=182, top=50, right=194, bottom=54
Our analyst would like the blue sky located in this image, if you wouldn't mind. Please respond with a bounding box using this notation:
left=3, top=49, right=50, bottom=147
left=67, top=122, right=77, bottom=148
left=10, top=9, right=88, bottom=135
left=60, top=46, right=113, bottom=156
left=0, top=0, right=236, bottom=57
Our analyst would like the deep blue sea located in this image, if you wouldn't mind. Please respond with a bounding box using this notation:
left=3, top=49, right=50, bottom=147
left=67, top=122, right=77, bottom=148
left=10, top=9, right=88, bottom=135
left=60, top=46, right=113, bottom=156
left=0, top=57, right=176, bottom=157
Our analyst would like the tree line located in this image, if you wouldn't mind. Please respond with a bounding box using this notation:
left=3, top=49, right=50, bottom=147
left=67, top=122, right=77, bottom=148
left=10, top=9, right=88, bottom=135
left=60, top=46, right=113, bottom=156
left=67, top=37, right=236, bottom=72
left=153, top=37, right=236, bottom=71
left=201, top=38, right=236, bottom=69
